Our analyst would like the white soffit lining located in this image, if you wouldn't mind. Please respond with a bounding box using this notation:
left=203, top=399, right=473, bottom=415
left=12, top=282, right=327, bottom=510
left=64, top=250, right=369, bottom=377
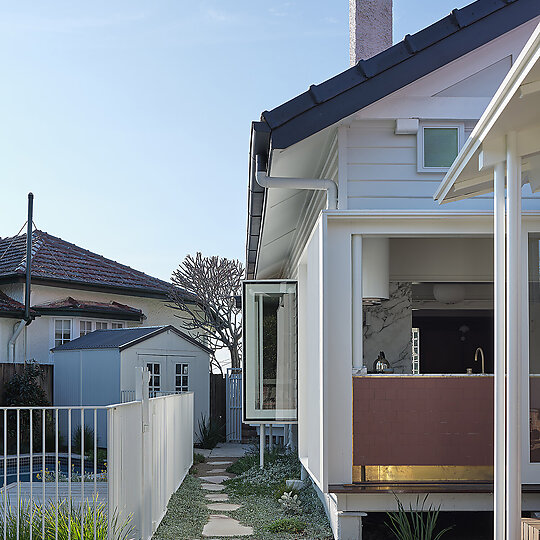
left=434, top=56, right=512, bottom=98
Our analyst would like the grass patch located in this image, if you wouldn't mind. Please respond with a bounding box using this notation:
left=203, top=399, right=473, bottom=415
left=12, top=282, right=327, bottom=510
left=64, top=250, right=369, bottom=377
left=152, top=475, right=209, bottom=539
left=267, top=517, right=306, bottom=533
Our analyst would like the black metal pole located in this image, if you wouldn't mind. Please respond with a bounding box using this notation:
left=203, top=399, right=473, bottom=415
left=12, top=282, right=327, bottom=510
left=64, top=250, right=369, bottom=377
left=24, top=193, right=33, bottom=321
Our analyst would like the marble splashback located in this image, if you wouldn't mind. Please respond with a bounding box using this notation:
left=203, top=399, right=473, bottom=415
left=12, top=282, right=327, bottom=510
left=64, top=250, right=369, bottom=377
left=363, top=282, right=412, bottom=374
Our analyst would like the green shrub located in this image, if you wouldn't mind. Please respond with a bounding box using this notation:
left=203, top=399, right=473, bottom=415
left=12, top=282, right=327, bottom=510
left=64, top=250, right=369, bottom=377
left=385, top=494, right=453, bottom=540
left=5, top=362, right=49, bottom=406
left=193, top=452, right=206, bottom=465
left=72, top=425, right=95, bottom=455
left=195, top=415, right=225, bottom=449
left=267, top=517, right=306, bottom=533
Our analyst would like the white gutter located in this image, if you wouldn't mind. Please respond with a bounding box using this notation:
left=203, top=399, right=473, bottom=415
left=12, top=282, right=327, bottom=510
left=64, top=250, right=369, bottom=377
left=255, top=155, right=338, bottom=210
left=8, top=320, right=26, bottom=363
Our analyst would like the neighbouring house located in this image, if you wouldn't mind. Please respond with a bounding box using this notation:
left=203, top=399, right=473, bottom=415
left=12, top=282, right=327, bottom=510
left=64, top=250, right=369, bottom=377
left=52, top=325, right=211, bottom=442
left=242, top=1, right=540, bottom=539
left=0, top=230, right=198, bottom=366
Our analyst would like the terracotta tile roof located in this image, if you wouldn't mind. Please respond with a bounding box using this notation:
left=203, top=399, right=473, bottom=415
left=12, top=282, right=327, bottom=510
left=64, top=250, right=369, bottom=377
left=0, top=231, right=175, bottom=297
left=32, top=297, right=145, bottom=321
left=0, top=290, right=26, bottom=314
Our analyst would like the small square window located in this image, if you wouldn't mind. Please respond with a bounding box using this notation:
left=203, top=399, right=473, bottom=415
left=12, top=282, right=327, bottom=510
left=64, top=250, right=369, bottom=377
left=417, top=124, right=463, bottom=172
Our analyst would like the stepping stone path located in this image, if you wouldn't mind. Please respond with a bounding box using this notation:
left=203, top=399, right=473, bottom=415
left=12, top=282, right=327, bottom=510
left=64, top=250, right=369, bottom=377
left=195, top=456, right=253, bottom=538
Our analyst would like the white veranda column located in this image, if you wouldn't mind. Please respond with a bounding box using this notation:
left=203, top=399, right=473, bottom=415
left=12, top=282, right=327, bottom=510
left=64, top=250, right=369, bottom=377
left=352, top=235, right=363, bottom=372
left=506, top=131, right=522, bottom=540
left=493, top=161, right=506, bottom=540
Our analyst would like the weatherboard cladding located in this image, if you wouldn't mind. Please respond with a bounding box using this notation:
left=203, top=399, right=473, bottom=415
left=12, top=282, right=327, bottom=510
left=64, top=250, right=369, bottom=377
left=52, top=325, right=212, bottom=353
left=0, top=231, right=173, bottom=296
left=246, top=0, right=540, bottom=278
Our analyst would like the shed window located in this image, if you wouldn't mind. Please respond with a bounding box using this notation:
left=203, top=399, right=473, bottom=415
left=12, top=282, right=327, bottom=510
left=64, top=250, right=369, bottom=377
left=55, top=320, right=72, bottom=347
left=418, top=124, right=463, bottom=172
left=147, top=363, right=161, bottom=394
left=175, top=363, right=189, bottom=392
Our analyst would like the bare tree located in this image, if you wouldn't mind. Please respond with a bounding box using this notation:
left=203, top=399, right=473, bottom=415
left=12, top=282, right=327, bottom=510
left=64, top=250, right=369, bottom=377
left=168, top=252, right=244, bottom=372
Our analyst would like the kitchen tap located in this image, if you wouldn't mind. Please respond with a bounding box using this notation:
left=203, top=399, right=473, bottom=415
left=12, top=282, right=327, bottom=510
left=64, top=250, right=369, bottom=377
left=474, top=347, right=485, bottom=374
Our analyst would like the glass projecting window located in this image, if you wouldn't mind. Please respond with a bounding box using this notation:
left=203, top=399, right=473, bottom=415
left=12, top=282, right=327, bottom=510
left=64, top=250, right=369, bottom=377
left=243, top=281, right=297, bottom=422
left=418, top=124, right=463, bottom=172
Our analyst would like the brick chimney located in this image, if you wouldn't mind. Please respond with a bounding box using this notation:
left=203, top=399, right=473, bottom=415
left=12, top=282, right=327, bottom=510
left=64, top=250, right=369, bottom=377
left=349, top=0, right=393, bottom=66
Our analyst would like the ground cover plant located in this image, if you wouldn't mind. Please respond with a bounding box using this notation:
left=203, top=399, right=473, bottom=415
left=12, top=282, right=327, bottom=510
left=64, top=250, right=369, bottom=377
left=152, top=474, right=209, bottom=539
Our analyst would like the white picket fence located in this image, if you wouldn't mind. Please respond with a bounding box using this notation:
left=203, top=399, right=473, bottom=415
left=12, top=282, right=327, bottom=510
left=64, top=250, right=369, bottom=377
left=0, top=371, right=193, bottom=540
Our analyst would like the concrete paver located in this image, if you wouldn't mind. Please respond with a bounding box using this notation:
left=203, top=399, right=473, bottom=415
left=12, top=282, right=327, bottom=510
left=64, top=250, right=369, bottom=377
left=201, top=483, right=225, bottom=491
left=207, top=503, right=241, bottom=511
left=205, top=493, right=229, bottom=502
left=199, top=475, right=230, bottom=484
left=202, top=515, right=253, bottom=537
left=207, top=461, right=233, bottom=466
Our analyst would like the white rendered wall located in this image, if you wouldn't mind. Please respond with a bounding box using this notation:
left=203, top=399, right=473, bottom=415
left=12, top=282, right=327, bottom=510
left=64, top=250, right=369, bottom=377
left=297, top=220, right=324, bottom=488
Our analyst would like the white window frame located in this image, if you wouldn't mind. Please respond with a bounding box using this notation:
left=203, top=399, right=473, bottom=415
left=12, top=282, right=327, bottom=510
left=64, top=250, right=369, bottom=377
left=110, top=322, right=124, bottom=329
left=94, top=321, right=108, bottom=330
left=175, top=363, right=189, bottom=392
left=54, top=319, right=72, bottom=347
left=147, top=362, right=161, bottom=394
left=79, top=320, right=93, bottom=337
left=417, top=122, right=465, bottom=173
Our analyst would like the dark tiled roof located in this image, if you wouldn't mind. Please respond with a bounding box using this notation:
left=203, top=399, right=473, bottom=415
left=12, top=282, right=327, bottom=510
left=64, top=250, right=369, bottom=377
left=52, top=325, right=212, bottom=353
left=0, top=290, right=26, bottom=316
left=246, top=0, right=540, bottom=277
left=0, top=231, right=174, bottom=297
left=32, top=297, right=145, bottom=321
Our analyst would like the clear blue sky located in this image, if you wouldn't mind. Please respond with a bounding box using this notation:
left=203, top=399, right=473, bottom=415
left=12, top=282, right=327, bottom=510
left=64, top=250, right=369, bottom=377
left=0, top=0, right=470, bottom=281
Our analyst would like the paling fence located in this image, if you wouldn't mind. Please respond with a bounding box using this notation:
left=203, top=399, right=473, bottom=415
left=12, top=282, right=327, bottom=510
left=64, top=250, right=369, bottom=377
left=0, top=391, right=193, bottom=540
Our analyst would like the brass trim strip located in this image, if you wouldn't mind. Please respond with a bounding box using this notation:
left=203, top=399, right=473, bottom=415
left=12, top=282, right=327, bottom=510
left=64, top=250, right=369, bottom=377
left=352, top=465, right=494, bottom=482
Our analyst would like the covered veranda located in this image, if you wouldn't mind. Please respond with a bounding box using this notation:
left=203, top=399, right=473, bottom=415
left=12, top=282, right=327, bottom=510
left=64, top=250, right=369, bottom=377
left=435, top=21, right=540, bottom=540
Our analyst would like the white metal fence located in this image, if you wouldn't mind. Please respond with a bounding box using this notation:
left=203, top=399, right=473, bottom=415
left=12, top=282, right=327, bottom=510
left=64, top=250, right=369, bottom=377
left=0, top=372, right=193, bottom=540
left=226, top=368, right=242, bottom=443
left=108, top=392, right=193, bottom=540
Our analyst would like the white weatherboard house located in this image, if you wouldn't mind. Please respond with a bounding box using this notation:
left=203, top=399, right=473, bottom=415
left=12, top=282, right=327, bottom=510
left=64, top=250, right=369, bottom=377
left=0, top=230, right=200, bottom=367
left=243, top=1, right=540, bottom=539
left=52, top=325, right=210, bottom=442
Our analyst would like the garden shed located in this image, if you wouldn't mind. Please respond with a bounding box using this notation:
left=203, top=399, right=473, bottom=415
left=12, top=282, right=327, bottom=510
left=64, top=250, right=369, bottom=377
left=52, top=325, right=211, bottom=443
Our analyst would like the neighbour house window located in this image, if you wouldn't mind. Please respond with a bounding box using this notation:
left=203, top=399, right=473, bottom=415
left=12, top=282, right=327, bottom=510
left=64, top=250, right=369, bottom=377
left=54, top=320, right=72, bottom=347
left=417, top=124, right=463, bottom=172
left=79, top=320, right=93, bottom=336
left=175, top=364, right=189, bottom=392
left=95, top=322, right=108, bottom=330
left=147, top=363, right=161, bottom=394
left=111, top=322, right=124, bottom=329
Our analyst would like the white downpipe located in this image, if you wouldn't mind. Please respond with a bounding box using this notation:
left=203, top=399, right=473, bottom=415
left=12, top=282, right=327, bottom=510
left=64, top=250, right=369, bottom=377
left=506, top=131, right=521, bottom=540
left=255, top=155, right=338, bottom=210
left=493, top=161, right=506, bottom=540
left=8, top=320, right=26, bottom=363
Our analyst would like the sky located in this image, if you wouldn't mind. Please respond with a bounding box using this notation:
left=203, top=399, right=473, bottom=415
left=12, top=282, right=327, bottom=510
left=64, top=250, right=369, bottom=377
left=0, top=0, right=471, bottom=282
